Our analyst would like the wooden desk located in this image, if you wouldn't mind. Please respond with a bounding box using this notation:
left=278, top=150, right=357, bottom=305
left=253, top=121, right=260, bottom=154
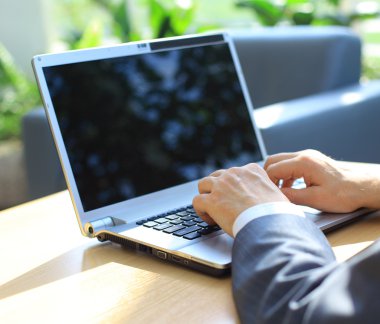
left=1, top=190, right=380, bottom=323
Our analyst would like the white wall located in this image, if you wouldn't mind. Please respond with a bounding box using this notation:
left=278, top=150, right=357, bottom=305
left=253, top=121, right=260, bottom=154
left=0, top=0, right=51, bottom=77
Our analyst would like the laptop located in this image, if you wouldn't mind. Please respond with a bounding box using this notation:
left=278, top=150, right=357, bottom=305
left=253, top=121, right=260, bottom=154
left=32, top=32, right=370, bottom=276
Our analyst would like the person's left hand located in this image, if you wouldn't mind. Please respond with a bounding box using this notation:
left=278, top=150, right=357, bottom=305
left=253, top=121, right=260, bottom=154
left=192, top=163, right=288, bottom=236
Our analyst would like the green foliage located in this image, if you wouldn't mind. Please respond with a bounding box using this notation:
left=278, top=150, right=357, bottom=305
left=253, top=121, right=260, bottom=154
left=55, top=0, right=108, bottom=50
left=91, top=0, right=136, bottom=42
left=147, top=0, right=196, bottom=38
left=0, top=44, right=40, bottom=141
left=235, top=0, right=380, bottom=81
left=0, top=0, right=201, bottom=141
left=362, top=55, right=380, bottom=81
left=61, top=0, right=199, bottom=50
left=235, top=0, right=285, bottom=26
left=70, top=19, right=105, bottom=50
left=235, top=0, right=379, bottom=26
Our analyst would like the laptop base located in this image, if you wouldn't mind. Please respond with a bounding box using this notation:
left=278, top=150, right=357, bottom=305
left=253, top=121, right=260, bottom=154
left=97, top=232, right=230, bottom=276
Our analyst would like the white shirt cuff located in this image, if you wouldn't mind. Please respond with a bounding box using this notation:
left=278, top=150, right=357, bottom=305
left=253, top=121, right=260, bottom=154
left=232, top=202, right=305, bottom=237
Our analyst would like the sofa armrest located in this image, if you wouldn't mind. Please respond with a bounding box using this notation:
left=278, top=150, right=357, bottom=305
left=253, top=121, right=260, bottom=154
left=22, top=108, right=66, bottom=199
left=256, top=81, right=380, bottom=163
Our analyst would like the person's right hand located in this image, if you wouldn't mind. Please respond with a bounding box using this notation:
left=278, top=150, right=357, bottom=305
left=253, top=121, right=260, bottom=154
left=264, top=150, right=380, bottom=213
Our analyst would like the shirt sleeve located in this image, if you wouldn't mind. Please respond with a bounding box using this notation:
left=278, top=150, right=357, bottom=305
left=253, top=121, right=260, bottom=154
left=232, top=201, right=305, bottom=237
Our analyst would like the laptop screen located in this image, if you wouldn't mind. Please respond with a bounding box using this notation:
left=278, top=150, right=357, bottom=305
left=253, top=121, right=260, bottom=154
left=43, top=41, right=263, bottom=211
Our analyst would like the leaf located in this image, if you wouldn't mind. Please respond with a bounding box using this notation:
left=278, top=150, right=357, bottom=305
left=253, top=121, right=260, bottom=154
left=196, top=24, right=223, bottom=33
left=292, top=11, right=314, bottom=25
left=286, top=0, right=310, bottom=4
left=236, top=0, right=285, bottom=26
left=111, top=1, right=132, bottom=42
left=326, top=0, right=340, bottom=7
left=148, top=0, right=172, bottom=38
left=72, top=19, right=104, bottom=49
left=170, top=2, right=196, bottom=35
left=91, top=0, right=138, bottom=42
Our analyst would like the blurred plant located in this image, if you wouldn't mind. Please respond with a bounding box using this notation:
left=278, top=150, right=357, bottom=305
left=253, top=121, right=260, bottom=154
left=0, top=44, right=40, bottom=141
left=235, top=0, right=380, bottom=26
left=0, top=0, right=204, bottom=141
left=61, top=0, right=199, bottom=50
left=362, top=55, right=380, bottom=81
left=68, top=19, right=105, bottom=50
left=93, top=0, right=198, bottom=40
left=147, top=0, right=197, bottom=38
left=91, top=0, right=138, bottom=43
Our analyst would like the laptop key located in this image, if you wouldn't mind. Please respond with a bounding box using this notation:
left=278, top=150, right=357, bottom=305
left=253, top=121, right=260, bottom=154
left=154, top=223, right=172, bottom=231
left=143, top=221, right=158, bottom=228
left=181, top=216, right=194, bottom=221
left=183, top=231, right=201, bottom=240
left=165, top=214, right=179, bottom=220
left=183, top=220, right=197, bottom=227
left=136, top=219, right=147, bottom=225
left=163, top=225, right=185, bottom=234
left=176, top=211, right=189, bottom=216
left=173, top=225, right=200, bottom=237
left=169, top=219, right=183, bottom=225
left=198, top=221, right=210, bottom=228
left=155, top=217, right=168, bottom=224
left=199, top=226, right=221, bottom=235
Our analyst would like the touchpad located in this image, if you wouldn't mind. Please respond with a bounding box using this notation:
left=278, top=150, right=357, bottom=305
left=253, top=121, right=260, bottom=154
left=178, top=233, right=233, bottom=266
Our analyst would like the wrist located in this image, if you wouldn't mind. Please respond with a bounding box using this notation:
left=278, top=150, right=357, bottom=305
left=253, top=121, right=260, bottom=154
left=351, top=174, right=380, bottom=210
left=232, top=201, right=305, bottom=237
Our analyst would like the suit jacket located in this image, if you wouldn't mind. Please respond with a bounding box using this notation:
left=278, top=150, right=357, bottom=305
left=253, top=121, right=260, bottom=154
left=232, top=214, right=380, bottom=324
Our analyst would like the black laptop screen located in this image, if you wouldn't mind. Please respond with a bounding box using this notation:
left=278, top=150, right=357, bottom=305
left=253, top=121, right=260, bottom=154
left=43, top=42, right=263, bottom=211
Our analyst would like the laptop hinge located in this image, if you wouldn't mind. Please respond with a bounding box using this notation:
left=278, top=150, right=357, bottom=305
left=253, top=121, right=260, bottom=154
left=85, top=217, right=125, bottom=237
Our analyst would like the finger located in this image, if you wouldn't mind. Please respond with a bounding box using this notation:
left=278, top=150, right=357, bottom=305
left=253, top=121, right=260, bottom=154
left=281, top=187, right=320, bottom=209
left=264, top=152, right=299, bottom=170
left=266, top=158, right=312, bottom=185
left=192, top=194, right=216, bottom=225
left=209, top=169, right=225, bottom=177
left=198, top=177, right=216, bottom=194
left=282, top=178, right=295, bottom=188
left=200, top=214, right=216, bottom=225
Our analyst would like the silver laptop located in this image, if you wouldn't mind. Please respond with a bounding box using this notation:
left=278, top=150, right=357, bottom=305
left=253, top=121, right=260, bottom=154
left=32, top=32, right=370, bottom=276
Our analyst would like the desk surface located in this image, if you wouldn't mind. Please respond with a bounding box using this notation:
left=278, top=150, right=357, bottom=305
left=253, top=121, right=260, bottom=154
left=1, top=189, right=380, bottom=323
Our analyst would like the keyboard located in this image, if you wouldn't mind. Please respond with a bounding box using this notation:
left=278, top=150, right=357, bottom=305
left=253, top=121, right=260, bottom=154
left=136, top=205, right=221, bottom=240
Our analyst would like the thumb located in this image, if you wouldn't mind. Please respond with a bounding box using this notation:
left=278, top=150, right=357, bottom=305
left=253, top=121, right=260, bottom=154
left=281, top=187, right=319, bottom=208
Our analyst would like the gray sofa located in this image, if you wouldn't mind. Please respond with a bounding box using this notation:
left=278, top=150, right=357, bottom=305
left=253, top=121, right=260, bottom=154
left=22, top=26, right=380, bottom=200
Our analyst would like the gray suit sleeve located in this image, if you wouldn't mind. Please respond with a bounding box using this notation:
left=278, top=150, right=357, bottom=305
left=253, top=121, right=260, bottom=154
left=232, top=214, right=380, bottom=324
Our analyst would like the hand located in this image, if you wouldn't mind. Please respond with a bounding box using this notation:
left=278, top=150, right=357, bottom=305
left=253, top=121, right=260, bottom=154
left=265, top=150, right=380, bottom=213
left=192, top=163, right=288, bottom=236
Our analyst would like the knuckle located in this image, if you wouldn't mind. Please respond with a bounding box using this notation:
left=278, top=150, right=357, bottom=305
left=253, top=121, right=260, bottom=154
left=297, top=154, right=314, bottom=165
left=197, top=178, right=204, bottom=191
left=228, top=166, right=240, bottom=174
left=192, top=195, right=200, bottom=207
left=265, top=164, right=274, bottom=174
left=304, top=149, right=321, bottom=157
left=246, top=162, right=260, bottom=170
left=210, top=191, right=221, bottom=201
left=264, top=156, right=273, bottom=166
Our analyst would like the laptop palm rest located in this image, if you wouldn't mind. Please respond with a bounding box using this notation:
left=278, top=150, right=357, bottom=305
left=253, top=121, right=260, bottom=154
left=178, top=233, right=233, bottom=266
